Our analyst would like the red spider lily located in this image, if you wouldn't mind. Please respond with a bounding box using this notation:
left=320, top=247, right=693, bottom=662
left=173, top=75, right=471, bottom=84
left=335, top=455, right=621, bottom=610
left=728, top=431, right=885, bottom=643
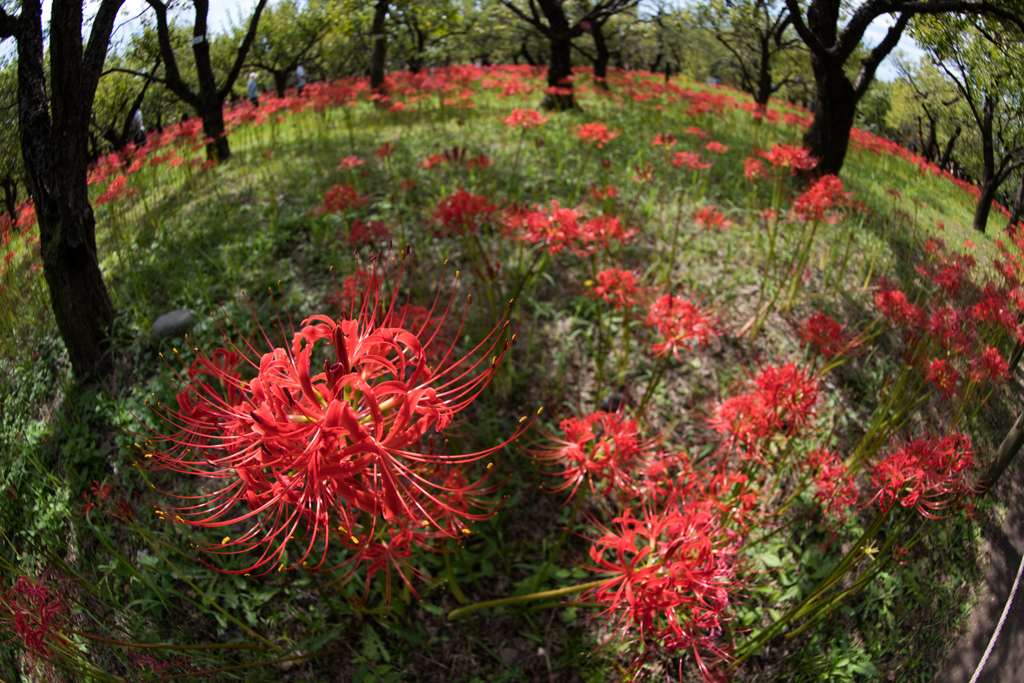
left=590, top=269, right=644, bottom=310
left=575, top=122, right=620, bottom=148
left=95, top=175, right=139, bottom=206
left=870, top=433, right=975, bottom=518
left=875, top=281, right=926, bottom=329
left=580, top=504, right=740, bottom=682
left=421, top=153, right=446, bottom=169
left=645, top=294, right=719, bottom=359
left=501, top=108, right=550, bottom=129
left=140, top=252, right=527, bottom=575
left=709, top=363, right=818, bottom=459
left=669, top=152, right=713, bottom=171
left=347, top=219, right=391, bottom=249
left=926, top=306, right=974, bottom=354
left=1, top=575, right=69, bottom=674
left=318, top=184, right=366, bottom=215
left=757, top=143, right=817, bottom=174
left=528, top=411, right=659, bottom=501
left=693, top=206, right=731, bottom=232
left=433, top=190, right=497, bottom=236
left=576, top=215, right=638, bottom=255
left=743, top=157, right=766, bottom=181
left=651, top=133, right=677, bottom=148
left=375, top=143, right=395, bottom=159
left=633, top=162, right=656, bottom=184
left=589, top=184, right=619, bottom=201
left=970, top=346, right=1008, bottom=385
left=926, top=358, right=960, bottom=399
left=704, top=141, right=728, bottom=154
left=790, top=174, right=852, bottom=222
left=684, top=126, right=709, bottom=139
left=799, top=312, right=849, bottom=359
left=338, top=155, right=366, bottom=170
left=806, top=449, right=859, bottom=522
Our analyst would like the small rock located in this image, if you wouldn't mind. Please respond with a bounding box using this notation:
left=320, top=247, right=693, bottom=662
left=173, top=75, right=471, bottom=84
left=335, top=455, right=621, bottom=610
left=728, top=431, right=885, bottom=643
left=151, top=309, right=196, bottom=339
left=499, top=647, right=519, bottom=666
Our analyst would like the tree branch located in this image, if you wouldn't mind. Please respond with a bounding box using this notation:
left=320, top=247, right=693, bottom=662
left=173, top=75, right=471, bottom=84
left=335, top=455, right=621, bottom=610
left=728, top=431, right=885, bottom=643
left=83, top=0, right=127, bottom=105
left=783, top=0, right=826, bottom=57
left=218, top=0, right=269, bottom=101
left=102, top=66, right=170, bottom=86
left=0, top=5, right=18, bottom=40
left=853, top=11, right=910, bottom=97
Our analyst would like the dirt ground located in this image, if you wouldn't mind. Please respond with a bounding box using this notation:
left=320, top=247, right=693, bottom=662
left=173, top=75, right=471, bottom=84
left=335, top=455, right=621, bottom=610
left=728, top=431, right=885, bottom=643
left=937, top=424, right=1024, bottom=683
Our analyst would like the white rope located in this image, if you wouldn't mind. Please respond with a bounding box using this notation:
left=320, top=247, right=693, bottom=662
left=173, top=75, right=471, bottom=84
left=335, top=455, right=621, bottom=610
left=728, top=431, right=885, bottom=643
left=969, top=546, right=1024, bottom=683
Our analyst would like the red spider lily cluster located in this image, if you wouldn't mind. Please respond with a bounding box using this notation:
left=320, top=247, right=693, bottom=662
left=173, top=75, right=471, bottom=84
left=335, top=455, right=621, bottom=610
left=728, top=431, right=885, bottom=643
left=709, top=363, right=819, bottom=461
left=644, top=294, right=720, bottom=359
left=590, top=268, right=645, bottom=310
left=756, top=143, right=818, bottom=174
left=433, top=190, right=497, bottom=236
left=94, top=175, right=139, bottom=206
left=870, top=433, right=975, bottom=518
left=141, top=253, right=527, bottom=582
left=0, top=575, right=69, bottom=673
left=500, top=108, right=550, bottom=129
left=799, top=312, right=852, bottom=359
left=583, top=505, right=741, bottom=679
left=505, top=201, right=636, bottom=256
left=875, top=235, right=1023, bottom=403
left=575, top=122, right=620, bottom=148
left=528, top=411, right=660, bottom=500
left=669, top=151, right=713, bottom=171
left=806, top=449, right=860, bottom=522
left=693, top=206, right=731, bottom=232
left=318, top=183, right=367, bottom=215
left=790, top=174, right=853, bottom=223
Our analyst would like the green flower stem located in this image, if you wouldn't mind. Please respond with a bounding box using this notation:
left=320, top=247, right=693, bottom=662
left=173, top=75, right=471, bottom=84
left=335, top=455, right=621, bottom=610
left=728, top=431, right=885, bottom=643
left=635, top=353, right=671, bottom=420
left=70, top=632, right=262, bottom=651
left=447, top=579, right=608, bottom=622
left=444, top=546, right=469, bottom=605
left=733, top=509, right=887, bottom=664
left=531, top=482, right=588, bottom=592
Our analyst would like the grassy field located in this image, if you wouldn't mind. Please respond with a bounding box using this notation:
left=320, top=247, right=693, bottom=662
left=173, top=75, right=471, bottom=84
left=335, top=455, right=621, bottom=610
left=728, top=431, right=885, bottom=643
left=1, top=64, right=1020, bottom=682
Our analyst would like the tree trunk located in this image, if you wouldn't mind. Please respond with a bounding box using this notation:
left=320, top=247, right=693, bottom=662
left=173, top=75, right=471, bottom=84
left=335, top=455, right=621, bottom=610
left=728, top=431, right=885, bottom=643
left=938, top=124, right=961, bottom=171
left=370, top=0, right=389, bottom=92
left=803, top=59, right=857, bottom=176
left=754, top=36, right=773, bottom=106
left=592, top=21, right=610, bottom=90
left=273, top=70, right=287, bottom=97
left=201, top=101, right=230, bottom=162
left=978, top=409, right=1024, bottom=494
left=973, top=96, right=996, bottom=234
left=922, top=112, right=937, bottom=162
left=1007, top=172, right=1024, bottom=232
left=543, top=35, right=575, bottom=110
left=18, top=0, right=118, bottom=380
left=0, top=175, right=17, bottom=223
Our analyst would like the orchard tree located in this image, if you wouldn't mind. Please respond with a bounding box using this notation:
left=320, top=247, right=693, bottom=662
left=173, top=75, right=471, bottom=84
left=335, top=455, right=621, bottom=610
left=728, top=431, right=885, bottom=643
left=145, top=0, right=268, bottom=161
left=370, top=0, right=389, bottom=91
left=0, top=0, right=123, bottom=379
left=886, top=60, right=962, bottom=168
left=917, top=16, right=1024, bottom=233
left=0, top=62, right=22, bottom=224
left=245, top=0, right=332, bottom=97
left=499, top=0, right=639, bottom=110
left=94, top=53, right=161, bottom=151
left=695, top=0, right=806, bottom=105
left=781, top=0, right=1024, bottom=176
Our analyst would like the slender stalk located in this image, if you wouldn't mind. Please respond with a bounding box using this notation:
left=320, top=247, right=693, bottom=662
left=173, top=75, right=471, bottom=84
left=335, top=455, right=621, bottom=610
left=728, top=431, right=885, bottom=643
left=447, top=579, right=608, bottom=621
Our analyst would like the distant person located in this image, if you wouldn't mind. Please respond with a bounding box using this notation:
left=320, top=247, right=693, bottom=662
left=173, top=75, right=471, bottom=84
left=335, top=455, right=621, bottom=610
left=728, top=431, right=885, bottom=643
left=247, top=73, right=260, bottom=107
left=131, top=107, right=147, bottom=146
left=296, top=63, right=307, bottom=97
